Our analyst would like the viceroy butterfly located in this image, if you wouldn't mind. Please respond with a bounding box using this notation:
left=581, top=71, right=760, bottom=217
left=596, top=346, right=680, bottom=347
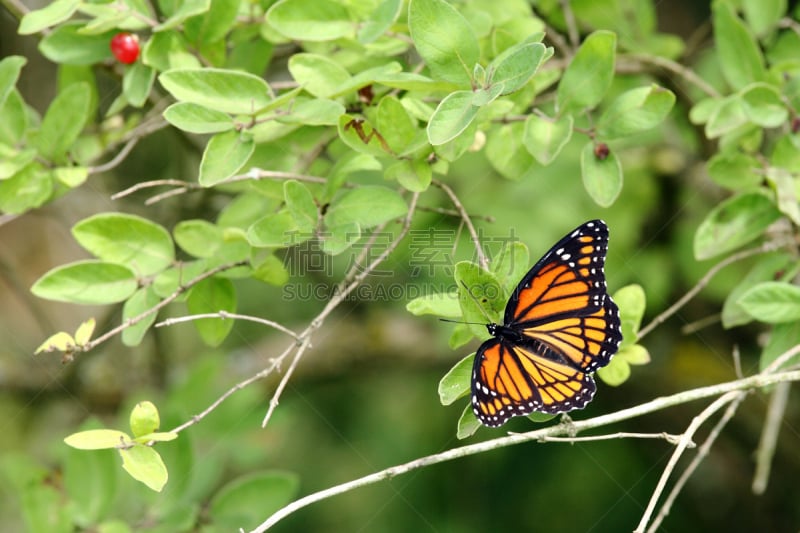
left=471, top=220, right=622, bottom=427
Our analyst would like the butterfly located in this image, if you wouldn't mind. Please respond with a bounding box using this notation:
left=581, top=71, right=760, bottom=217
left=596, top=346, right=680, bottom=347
left=471, top=219, right=622, bottom=427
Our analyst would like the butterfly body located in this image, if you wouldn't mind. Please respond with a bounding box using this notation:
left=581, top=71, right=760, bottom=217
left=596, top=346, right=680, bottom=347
left=471, top=220, right=622, bottom=428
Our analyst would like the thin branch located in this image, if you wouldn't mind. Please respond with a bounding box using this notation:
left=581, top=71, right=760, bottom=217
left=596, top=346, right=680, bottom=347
left=638, top=242, right=781, bottom=340
left=751, top=381, right=791, bottom=494
left=89, top=137, right=139, bottom=175
left=635, top=391, right=742, bottom=532
left=648, top=393, right=746, bottom=532
left=536, top=432, right=689, bottom=446
left=559, top=0, right=580, bottom=48
left=621, top=53, right=722, bottom=99
left=249, top=368, right=800, bottom=532
left=111, top=179, right=195, bottom=201
left=260, top=193, right=421, bottom=427
left=79, top=261, right=248, bottom=352
left=432, top=179, right=489, bottom=270
left=168, top=346, right=290, bottom=435
left=155, top=311, right=298, bottom=340
left=417, top=205, right=495, bottom=222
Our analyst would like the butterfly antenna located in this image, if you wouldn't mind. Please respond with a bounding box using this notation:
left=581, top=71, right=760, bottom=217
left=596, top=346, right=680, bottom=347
left=438, top=318, right=484, bottom=325
left=458, top=280, right=495, bottom=324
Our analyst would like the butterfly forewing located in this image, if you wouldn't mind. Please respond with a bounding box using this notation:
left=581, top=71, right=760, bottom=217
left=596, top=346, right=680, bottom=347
left=470, top=220, right=622, bottom=428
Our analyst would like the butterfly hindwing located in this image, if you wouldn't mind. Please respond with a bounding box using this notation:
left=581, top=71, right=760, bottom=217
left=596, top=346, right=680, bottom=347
left=470, top=220, right=622, bottom=427
left=472, top=338, right=597, bottom=427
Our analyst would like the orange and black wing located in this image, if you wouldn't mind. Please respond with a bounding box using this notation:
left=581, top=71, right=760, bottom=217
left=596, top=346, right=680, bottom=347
left=471, top=338, right=598, bottom=427
left=505, top=219, right=621, bottom=372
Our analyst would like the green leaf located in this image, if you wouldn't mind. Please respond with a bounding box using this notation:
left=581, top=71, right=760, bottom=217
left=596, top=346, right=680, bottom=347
left=722, top=252, right=795, bottom=328
left=693, top=191, right=782, bottom=260
left=449, top=322, right=473, bottom=349
left=19, top=0, right=80, bottom=35
left=246, top=211, right=302, bottom=247
left=705, top=95, right=748, bottom=138
left=596, top=84, right=676, bottom=140
left=154, top=0, right=210, bottom=32
left=54, top=166, right=89, bottom=187
left=74, top=317, right=96, bottom=345
left=198, top=130, right=255, bottom=186
left=427, top=90, right=479, bottom=145
left=522, top=114, right=573, bottom=165
left=0, top=56, right=26, bottom=110
left=740, top=83, right=788, bottom=128
left=122, top=63, right=155, bottom=108
left=159, top=68, right=271, bottom=114
left=706, top=152, right=761, bottom=190
left=253, top=254, right=289, bottom=286
left=596, top=354, right=631, bottom=386
left=321, top=222, right=361, bottom=255
left=209, top=471, right=299, bottom=530
left=375, top=95, right=417, bottom=153
left=174, top=219, right=224, bottom=258
left=186, top=277, right=236, bottom=346
left=130, top=401, right=160, bottom=438
left=454, top=261, right=503, bottom=337
left=184, top=0, right=239, bottom=44
left=456, top=403, right=481, bottom=439
left=557, top=30, right=616, bottom=113
left=0, top=164, right=52, bottom=214
left=35, top=82, right=91, bottom=162
left=491, top=241, right=530, bottom=296
left=0, top=89, right=29, bottom=145
left=358, top=0, right=402, bottom=44
left=284, top=180, right=318, bottom=232
left=613, top=284, right=646, bottom=344
left=739, top=281, right=800, bottom=324
left=406, top=291, right=461, bottom=317
left=438, top=354, right=472, bottom=405
left=288, top=53, right=350, bottom=98
left=408, top=0, right=480, bottom=85
left=35, top=332, right=76, bottom=354
left=276, top=98, right=344, bottom=126
left=760, top=321, right=800, bottom=371
left=62, top=427, right=117, bottom=526
left=713, top=1, right=767, bottom=90
left=385, top=159, right=432, bottom=193
left=488, top=41, right=547, bottom=95
left=0, top=146, right=36, bottom=180
left=163, top=102, right=233, bottom=134
left=325, top=186, right=408, bottom=229
left=119, top=445, right=168, bottom=492
left=39, top=23, right=115, bottom=65
left=338, top=115, right=392, bottom=156
left=135, top=431, right=177, bottom=443
left=72, top=213, right=175, bottom=276
left=266, top=0, right=354, bottom=41
left=121, top=287, right=161, bottom=346
left=64, top=429, right=131, bottom=450
left=742, top=0, right=786, bottom=37
left=31, top=260, right=138, bottom=305
left=580, top=141, right=623, bottom=207
left=765, top=167, right=800, bottom=225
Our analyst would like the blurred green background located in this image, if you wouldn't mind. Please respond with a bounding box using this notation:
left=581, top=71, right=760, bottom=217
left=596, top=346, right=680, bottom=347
left=2, top=0, right=800, bottom=531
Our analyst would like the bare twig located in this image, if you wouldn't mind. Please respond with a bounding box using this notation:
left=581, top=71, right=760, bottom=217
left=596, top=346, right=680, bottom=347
left=536, top=432, right=688, bottom=446
left=155, top=311, right=298, bottom=340
left=260, top=193, right=421, bottom=427
left=89, top=137, right=139, bottom=175
left=432, top=180, right=489, bottom=270
left=648, top=393, right=746, bottom=532
left=111, top=179, right=196, bottom=201
left=79, top=261, right=248, bottom=353
left=751, top=381, right=791, bottom=494
left=559, top=0, right=580, bottom=48
left=621, top=53, right=722, bottom=99
left=250, top=367, right=800, bottom=532
left=639, top=242, right=781, bottom=340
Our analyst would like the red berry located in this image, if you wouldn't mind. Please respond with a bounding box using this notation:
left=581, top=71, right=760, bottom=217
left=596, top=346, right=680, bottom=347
left=594, top=142, right=610, bottom=160
left=110, top=33, right=140, bottom=64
